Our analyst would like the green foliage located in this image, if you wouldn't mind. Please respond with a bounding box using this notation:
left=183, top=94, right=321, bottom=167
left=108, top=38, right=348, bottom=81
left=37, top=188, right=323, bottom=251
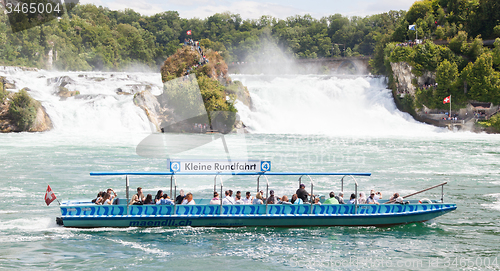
left=8, top=89, right=39, bottom=131
left=480, top=114, right=500, bottom=131
left=461, top=53, right=500, bottom=103
left=0, top=77, right=6, bottom=103
left=389, top=45, right=413, bottom=63
left=0, top=4, right=408, bottom=70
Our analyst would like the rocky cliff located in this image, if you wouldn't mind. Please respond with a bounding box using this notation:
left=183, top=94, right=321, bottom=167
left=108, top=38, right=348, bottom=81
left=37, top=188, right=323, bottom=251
left=0, top=77, right=52, bottom=133
left=135, top=45, right=251, bottom=133
left=391, top=62, right=435, bottom=97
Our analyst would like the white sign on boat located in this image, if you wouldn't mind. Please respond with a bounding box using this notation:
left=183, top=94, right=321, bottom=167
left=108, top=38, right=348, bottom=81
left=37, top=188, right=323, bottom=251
left=169, top=159, right=271, bottom=173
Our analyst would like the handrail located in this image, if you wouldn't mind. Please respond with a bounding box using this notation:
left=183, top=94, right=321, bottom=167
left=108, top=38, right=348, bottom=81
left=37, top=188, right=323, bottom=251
left=219, top=174, right=224, bottom=215
left=90, top=172, right=372, bottom=176
left=338, top=175, right=359, bottom=213
left=383, top=182, right=448, bottom=204
left=264, top=175, right=269, bottom=215
left=126, top=175, right=130, bottom=215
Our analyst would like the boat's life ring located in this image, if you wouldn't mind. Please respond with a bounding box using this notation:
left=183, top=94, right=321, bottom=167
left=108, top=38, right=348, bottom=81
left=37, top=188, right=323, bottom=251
left=419, top=198, right=432, bottom=204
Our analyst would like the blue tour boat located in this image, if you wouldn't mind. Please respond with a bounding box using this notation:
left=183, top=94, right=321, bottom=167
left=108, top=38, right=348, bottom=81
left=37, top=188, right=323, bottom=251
left=57, top=171, right=457, bottom=228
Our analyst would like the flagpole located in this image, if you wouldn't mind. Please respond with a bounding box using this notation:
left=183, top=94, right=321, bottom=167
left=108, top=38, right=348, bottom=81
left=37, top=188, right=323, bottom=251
left=449, top=95, right=452, bottom=120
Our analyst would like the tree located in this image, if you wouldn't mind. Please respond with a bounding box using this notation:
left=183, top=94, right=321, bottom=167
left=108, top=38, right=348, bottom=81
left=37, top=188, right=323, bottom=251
left=461, top=53, right=500, bottom=103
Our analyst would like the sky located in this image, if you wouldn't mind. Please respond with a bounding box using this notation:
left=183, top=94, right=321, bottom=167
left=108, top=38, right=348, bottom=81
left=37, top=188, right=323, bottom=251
left=79, top=0, right=416, bottom=19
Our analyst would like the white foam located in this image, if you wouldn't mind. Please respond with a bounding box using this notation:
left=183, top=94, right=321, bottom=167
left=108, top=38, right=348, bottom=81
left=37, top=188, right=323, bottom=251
left=109, top=238, right=171, bottom=256
left=482, top=193, right=500, bottom=211
left=234, top=75, right=450, bottom=137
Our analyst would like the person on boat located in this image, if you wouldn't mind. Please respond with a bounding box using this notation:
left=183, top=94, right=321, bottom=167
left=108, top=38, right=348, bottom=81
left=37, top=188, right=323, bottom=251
left=366, top=192, right=380, bottom=205
left=181, top=193, right=195, bottom=205
left=130, top=187, right=145, bottom=205
left=335, top=192, right=345, bottom=204
left=291, top=194, right=303, bottom=204
left=266, top=190, right=279, bottom=204
left=222, top=190, right=236, bottom=205
left=210, top=191, right=221, bottom=205
left=371, top=190, right=382, bottom=200
left=102, top=192, right=113, bottom=205
left=358, top=192, right=367, bottom=204
left=144, top=194, right=154, bottom=205
left=154, top=190, right=163, bottom=204
left=296, top=184, right=310, bottom=203
left=395, top=197, right=409, bottom=204
left=107, top=188, right=117, bottom=204
left=235, top=191, right=241, bottom=201
left=323, top=192, right=339, bottom=204
left=175, top=190, right=185, bottom=204
left=389, top=193, right=399, bottom=202
left=242, top=191, right=253, bottom=204
left=348, top=193, right=356, bottom=204
left=278, top=195, right=292, bottom=205
left=157, top=194, right=174, bottom=205
left=252, top=192, right=264, bottom=204
left=235, top=195, right=245, bottom=204
left=92, top=191, right=105, bottom=204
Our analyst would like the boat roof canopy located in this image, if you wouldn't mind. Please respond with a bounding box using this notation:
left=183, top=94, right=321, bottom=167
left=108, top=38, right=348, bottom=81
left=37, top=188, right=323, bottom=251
left=90, top=172, right=371, bottom=176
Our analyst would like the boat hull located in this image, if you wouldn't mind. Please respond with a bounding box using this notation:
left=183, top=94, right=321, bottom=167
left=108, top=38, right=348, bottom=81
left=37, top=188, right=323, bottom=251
left=60, top=203, right=457, bottom=228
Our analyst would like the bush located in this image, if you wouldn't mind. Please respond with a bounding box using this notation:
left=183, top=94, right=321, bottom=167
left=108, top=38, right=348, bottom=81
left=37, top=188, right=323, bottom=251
left=8, top=89, right=38, bottom=131
left=0, top=76, right=7, bottom=103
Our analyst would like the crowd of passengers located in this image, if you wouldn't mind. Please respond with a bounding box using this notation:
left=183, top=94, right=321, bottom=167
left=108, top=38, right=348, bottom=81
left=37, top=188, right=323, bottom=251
left=92, top=184, right=409, bottom=206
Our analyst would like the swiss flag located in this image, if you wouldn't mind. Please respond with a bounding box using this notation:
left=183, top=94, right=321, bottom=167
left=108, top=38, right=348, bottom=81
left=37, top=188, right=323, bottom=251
left=45, top=185, right=57, bottom=206
left=186, top=30, right=192, bottom=35
left=443, top=95, right=451, bottom=104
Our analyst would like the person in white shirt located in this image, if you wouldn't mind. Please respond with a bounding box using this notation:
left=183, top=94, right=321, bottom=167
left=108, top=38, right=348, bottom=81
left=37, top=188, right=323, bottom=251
left=222, top=190, right=236, bottom=205
left=242, top=191, right=253, bottom=204
left=182, top=193, right=195, bottom=205
left=235, top=195, right=245, bottom=204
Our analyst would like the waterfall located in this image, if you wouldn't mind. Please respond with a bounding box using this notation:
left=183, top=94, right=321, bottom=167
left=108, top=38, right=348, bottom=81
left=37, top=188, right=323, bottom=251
left=232, top=74, right=445, bottom=136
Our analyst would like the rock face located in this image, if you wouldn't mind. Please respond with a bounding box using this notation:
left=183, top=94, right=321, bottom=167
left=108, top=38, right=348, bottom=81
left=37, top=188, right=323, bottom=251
left=136, top=45, right=252, bottom=133
left=31, top=105, right=53, bottom=132
left=133, top=90, right=163, bottom=132
left=0, top=78, right=52, bottom=133
left=391, top=62, right=435, bottom=97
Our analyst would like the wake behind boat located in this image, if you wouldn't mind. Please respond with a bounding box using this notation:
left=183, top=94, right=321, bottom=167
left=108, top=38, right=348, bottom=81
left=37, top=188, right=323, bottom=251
left=57, top=171, right=457, bottom=228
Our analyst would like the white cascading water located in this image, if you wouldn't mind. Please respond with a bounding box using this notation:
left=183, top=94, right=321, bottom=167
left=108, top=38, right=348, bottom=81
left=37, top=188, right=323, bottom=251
left=232, top=74, right=446, bottom=136
left=1, top=66, right=446, bottom=138
left=0, top=66, right=162, bottom=138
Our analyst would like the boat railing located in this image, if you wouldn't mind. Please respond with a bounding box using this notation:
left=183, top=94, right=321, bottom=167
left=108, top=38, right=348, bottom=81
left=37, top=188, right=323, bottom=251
left=217, top=173, right=223, bottom=215
left=90, top=171, right=372, bottom=215
left=383, top=182, right=448, bottom=204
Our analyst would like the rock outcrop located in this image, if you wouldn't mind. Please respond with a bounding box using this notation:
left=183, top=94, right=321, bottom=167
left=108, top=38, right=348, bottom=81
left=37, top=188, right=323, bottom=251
left=0, top=80, right=52, bottom=133
left=391, top=62, right=435, bottom=97
left=136, top=44, right=252, bottom=133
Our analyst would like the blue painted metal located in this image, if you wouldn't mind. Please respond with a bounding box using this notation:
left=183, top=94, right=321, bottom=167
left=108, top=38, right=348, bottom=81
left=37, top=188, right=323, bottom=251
left=90, top=172, right=372, bottom=176
left=58, top=171, right=457, bottom=228
left=60, top=202, right=457, bottom=228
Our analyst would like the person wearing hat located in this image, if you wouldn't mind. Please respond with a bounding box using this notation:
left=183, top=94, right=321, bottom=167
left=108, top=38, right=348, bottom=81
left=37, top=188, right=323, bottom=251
left=266, top=190, right=279, bottom=204
left=296, top=184, right=310, bottom=203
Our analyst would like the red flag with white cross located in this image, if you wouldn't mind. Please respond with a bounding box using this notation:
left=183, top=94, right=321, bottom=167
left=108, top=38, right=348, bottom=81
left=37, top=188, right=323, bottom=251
left=443, top=95, right=451, bottom=104
left=45, top=185, right=57, bottom=206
